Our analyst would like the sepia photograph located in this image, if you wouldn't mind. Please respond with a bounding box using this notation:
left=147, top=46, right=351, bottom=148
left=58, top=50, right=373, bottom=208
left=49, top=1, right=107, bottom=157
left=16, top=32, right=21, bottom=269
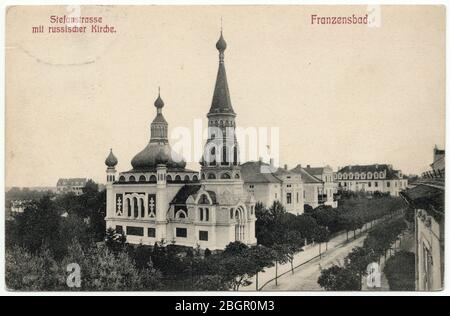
left=1, top=2, right=447, bottom=300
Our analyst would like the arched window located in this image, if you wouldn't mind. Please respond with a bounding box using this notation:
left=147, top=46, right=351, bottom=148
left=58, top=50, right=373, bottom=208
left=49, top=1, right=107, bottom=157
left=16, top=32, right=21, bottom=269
left=222, top=146, right=228, bottom=165
left=133, top=197, right=138, bottom=218
left=207, top=173, right=216, bottom=180
left=140, top=198, right=145, bottom=218
left=235, top=173, right=240, bottom=179
left=210, top=147, right=216, bottom=166
left=199, top=207, right=204, bottom=221
left=230, top=208, right=234, bottom=219
left=175, top=175, right=182, bottom=182
left=221, top=173, right=231, bottom=179
left=233, top=146, right=238, bottom=165
left=149, top=175, right=157, bottom=182
left=166, top=175, right=172, bottom=182
left=127, top=198, right=131, bottom=217
left=193, top=175, right=199, bottom=182
left=119, top=176, right=126, bottom=182
left=201, top=173, right=206, bottom=180
left=139, top=175, right=146, bottom=182
left=129, top=175, right=136, bottom=182
left=176, top=210, right=187, bottom=219
left=199, top=194, right=211, bottom=205
left=184, top=175, right=190, bottom=182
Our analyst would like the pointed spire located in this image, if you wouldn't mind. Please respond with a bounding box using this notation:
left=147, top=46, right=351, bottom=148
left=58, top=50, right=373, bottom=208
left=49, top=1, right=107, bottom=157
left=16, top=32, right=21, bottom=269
left=209, top=29, right=235, bottom=116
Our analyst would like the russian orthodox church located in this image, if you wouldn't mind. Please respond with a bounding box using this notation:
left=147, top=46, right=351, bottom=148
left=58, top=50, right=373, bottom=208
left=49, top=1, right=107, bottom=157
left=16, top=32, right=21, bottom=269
left=105, top=31, right=257, bottom=250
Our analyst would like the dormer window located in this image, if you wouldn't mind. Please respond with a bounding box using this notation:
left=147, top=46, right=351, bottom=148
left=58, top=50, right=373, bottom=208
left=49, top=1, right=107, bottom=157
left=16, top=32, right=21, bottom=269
left=374, top=172, right=378, bottom=179
left=355, top=173, right=359, bottom=180
left=349, top=173, right=353, bottom=180
left=367, top=172, right=372, bottom=179
left=361, top=173, right=366, bottom=180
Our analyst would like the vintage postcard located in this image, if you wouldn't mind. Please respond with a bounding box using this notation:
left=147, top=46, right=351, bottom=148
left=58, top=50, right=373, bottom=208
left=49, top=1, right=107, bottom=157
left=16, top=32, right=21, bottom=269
left=3, top=4, right=446, bottom=297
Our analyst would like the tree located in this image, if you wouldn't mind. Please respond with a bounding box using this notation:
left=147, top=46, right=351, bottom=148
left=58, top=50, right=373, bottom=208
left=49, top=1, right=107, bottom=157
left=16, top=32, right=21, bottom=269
left=63, top=240, right=162, bottom=291
left=345, top=247, right=377, bottom=290
left=12, top=196, right=64, bottom=258
left=105, top=228, right=127, bottom=253
left=384, top=251, right=415, bottom=291
left=6, top=245, right=61, bottom=291
left=317, top=264, right=361, bottom=291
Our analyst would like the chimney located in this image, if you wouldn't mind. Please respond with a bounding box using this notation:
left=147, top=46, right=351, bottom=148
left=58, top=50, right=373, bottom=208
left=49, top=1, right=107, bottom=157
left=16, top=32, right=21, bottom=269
left=270, top=158, right=274, bottom=166
left=349, top=165, right=352, bottom=170
left=375, top=164, right=378, bottom=169
left=307, top=164, right=311, bottom=168
left=284, top=164, right=288, bottom=170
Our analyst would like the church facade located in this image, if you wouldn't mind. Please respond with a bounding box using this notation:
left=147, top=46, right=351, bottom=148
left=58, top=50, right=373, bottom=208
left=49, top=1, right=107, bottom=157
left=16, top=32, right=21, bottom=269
left=104, top=31, right=257, bottom=250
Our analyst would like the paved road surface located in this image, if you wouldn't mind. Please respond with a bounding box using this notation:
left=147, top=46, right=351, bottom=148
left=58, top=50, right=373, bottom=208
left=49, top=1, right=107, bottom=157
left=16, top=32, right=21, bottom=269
left=262, top=231, right=367, bottom=291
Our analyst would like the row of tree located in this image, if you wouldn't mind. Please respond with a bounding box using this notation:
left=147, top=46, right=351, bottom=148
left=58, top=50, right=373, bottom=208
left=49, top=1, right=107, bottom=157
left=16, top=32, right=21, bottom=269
left=306, top=197, right=405, bottom=240
left=317, top=217, right=408, bottom=291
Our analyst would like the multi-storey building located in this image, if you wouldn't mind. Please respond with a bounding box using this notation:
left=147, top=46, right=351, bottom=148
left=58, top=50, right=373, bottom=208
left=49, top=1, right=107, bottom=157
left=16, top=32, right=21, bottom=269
left=303, top=165, right=338, bottom=208
left=336, top=164, right=408, bottom=197
left=289, top=165, right=324, bottom=209
left=241, top=160, right=304, bottom=215
left=401, top=147, right=444, bottom=291
left=56, top=178, right=88, bottom=195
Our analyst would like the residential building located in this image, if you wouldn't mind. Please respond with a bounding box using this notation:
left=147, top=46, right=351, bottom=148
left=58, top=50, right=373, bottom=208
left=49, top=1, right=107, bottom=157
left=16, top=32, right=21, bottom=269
left=290, top=165, right=324, bottom=209
left=336, top=164, right=408, bottom=197
left=241, top=160, right=304, bottom=215
left=401, top=147, right=444, bottom=291
left=303, top=165, right=338, bottom=208
left=56, top=178, right=88, bottom=195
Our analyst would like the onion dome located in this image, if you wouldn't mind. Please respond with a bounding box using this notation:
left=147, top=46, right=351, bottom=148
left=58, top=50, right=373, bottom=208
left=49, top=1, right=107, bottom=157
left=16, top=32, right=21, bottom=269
left=131, top=143, right=186, bottom=170
left=216, top=32, right=227, bottom=53
left=154, top=93, right=164, bottom=109
left=105, top=149, right=118, bottom=167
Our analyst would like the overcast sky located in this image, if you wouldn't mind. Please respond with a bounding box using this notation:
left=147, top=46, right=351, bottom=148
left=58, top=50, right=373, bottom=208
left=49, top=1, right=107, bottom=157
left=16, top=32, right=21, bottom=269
left=6, top=5, right=445, bottom=187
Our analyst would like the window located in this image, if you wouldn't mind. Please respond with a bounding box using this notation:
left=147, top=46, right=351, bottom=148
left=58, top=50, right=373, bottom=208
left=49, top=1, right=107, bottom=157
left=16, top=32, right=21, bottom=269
left=368, top=182, right=372, bottom=187
left=199, top=231, right=208, bottom=241
left=148, top=228, right=156, bottom=238
left=116, top=225, right=123, bottom=234
left=349, top=173, right=353, bottom=180
left=221, top=173, right=231, bottom=179
left=129, top=175, right=136, bottom=182
left=287, top=193, right=292, bottom=204
left=193, top=175, right=199, bottom=181
left=249, top=184, right=255, bottom=189
left=208, top=173, right=216, bottom=179
left=375, top=182, right=378, bottom=187
left=200, top=208, right=209, bottom=221
left=343, top=173, right=348, bottom=180
left=355, top=173, right=359, bottom=180
left=387, top=181, right=390, bottom=188
left=176, top=228, right=187, bottom=238
left=230, top=209, right=234, bottom=219
left=126, top=226, right=144, bottom=236
left=368, top=172, right=372, bottom=179
left=297, top=192, right=299, bottom=203
left=338, top=173, right=342, bottom=179
left=374, top=173, right=378, bottom=179
left=287, top=184, right=292, bottom=188
left=275, top=193, right=278, bottom=199
left=175, top=175, right=182, bottom=182
left=184, top=175, right=190, bottom=181
left=139, top=175, right=146, bottom=182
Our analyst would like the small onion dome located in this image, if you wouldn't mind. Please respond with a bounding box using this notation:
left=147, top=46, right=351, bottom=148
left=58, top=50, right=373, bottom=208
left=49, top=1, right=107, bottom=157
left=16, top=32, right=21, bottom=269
left=216, top=32, right=227, bottom=53
left=154, top=94, right=164, bottom=109
left=105, top=149, right=118, bottom=167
